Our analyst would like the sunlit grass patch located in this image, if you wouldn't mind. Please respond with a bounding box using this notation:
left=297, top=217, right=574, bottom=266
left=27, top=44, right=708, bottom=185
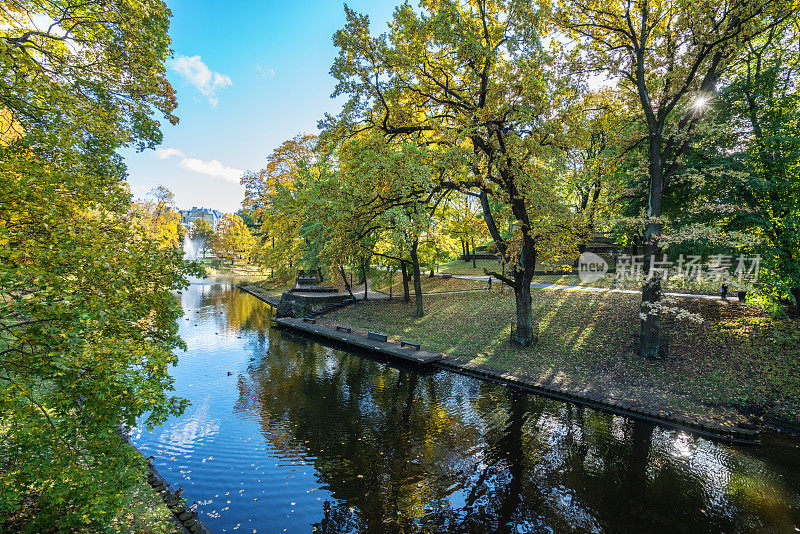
left=326, top=288, right=800, bottom=426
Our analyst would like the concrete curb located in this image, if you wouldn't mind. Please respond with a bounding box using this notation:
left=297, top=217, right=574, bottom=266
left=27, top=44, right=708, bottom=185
left=237, top=284, right=280, bottom=307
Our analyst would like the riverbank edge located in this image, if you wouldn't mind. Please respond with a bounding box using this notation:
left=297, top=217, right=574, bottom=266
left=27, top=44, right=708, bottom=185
left=238, top=284, right=281, bottom=307
left=236, top=284, right=762, bottom=445
left=118, top=431, right=214, bottom=534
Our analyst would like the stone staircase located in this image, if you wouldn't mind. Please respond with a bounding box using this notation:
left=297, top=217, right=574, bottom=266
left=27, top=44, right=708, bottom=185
left=305, top=297, right=356, bottom=319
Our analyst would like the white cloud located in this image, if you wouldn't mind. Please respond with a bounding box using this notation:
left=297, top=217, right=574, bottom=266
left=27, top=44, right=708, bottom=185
left=153, top=147, right=243, bottom=183
left=168, top=54, right=232, bottom=107
left=255, top=64, right=275, bottom=79
left=154, top=147, right=185, bottom=159
left=179, top=157, right=243, bottom=183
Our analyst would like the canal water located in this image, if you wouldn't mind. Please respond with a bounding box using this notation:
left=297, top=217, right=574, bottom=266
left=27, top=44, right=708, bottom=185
left=132, top=280, right=800, bottom=533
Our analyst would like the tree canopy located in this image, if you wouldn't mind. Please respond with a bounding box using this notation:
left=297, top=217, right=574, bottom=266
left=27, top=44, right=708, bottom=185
left=0, top=0, right=198, bottom=529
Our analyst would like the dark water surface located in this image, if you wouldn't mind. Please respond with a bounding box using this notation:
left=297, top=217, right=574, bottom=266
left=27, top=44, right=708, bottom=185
left=132, top=281, right=800, bottom=533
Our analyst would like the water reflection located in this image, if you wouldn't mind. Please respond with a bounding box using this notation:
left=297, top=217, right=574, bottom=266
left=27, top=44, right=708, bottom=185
left=134, top=282, right=800, bottom=533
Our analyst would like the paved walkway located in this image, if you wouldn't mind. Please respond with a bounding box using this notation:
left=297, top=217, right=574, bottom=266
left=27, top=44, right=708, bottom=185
left=348, top=279, right=391, bottom=300
left=450, top=275, right=722, bottom=300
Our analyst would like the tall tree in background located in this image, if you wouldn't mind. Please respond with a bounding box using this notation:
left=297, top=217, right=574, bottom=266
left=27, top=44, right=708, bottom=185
left=557, top=0, right=794, bottom=357
left=325, top=0, right=580, bottom=345
left=211, top=213, right=255, bottom=264
left=335, top=132, right=440, bottom=317
left=721, top=18, right=800, bottom=307
left=675, top=17, right=800, bottom=307
left=443, top=195, right=491, bottom=267
left=0, top=1, right=196, bottom=529
left=131, top=185, right=185, bottom=249
left=242, top=134, right=316, bottom=278
left=564, top=91, right=625, bottom=245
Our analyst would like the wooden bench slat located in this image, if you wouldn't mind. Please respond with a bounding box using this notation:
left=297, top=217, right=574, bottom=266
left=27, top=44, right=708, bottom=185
left=367, top=331, right=388, bottom=342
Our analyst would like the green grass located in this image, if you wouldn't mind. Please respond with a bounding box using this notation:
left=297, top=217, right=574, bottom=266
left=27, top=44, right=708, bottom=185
left=105, top=482, right=181, bottom=534
left=438, top=258, right=508, bottom=276
left=244, top=268, right=374, bottom=298
left=324, top=288, right=800, bottom=427
left=375, top=274, right=487, bottom=295
left=197, top=258, right=269, bottom=277
left=1, top=464, right=180, bottom=534
left=439, top=258, right=572, bottom=276
left=245, top=278, right=294, bottom=297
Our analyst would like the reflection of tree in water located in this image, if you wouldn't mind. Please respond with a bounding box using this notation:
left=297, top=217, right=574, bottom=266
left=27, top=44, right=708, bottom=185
left=236, top=329, right=486, bottom=532
left=190, top=283, right=273, bottom=335
left=224, top=291, right=800, bottom=533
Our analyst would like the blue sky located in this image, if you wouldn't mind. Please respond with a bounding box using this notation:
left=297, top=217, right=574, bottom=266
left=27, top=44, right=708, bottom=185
left=123, top=0, right=397, bottom=213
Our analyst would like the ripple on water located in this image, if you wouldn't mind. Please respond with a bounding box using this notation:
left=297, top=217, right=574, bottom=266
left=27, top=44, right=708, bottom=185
left=133, top=283, right=800, bottom=534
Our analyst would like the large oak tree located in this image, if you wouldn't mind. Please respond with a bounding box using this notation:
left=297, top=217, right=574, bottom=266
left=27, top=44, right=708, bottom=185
left=325, top=0, right=580, bottom=345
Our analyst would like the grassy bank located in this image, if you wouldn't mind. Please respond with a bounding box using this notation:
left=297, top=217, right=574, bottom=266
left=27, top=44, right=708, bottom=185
left=375, top=274, right=486, bottom=295
left=439, top=258, right=571, bottom=276
left=197, top=258, right=269, bottom=277
left=1, top=472, right=180, bottom=534
left=323, top=288, right=800, bottom=429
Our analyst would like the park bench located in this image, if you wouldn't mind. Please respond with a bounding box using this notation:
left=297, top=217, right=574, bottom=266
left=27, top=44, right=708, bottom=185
left=400, top=341, right=421, bottom=351
left=335, top=325, right=352, bottom=333
left=367, top=331, right=388, bottom=342
left=302, top=317, right=317, bottom=324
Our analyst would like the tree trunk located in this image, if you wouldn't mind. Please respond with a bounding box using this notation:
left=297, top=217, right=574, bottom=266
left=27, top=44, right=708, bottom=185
left=471, top=237, right=476, bottom=268
left=400, top=261, right=410, bottom=303
left=461, top=238, right=466, bottom=258
left=410, top=238, right=424, bottom=318
left=361, top=257, right=368, bottom=301
left=509, top=195, right=538, bottom=346
left=639, top=273, right=664, bottom=358
left=510, top=241, right=537, bottom=346
left=479, top=188, right=538, bottom=345
left=639, top=130, right=665, bottom=358
left=464, top=240, right=470, bottom=263
left=357, top=258, right=365, bottom=285
left=512, top=282, right=536, bottom=346
left=339, top=265, right=355, bottom=299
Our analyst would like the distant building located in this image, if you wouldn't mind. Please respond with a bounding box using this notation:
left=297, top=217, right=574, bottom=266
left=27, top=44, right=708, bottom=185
left=179, top=207, right=223, bottom=230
